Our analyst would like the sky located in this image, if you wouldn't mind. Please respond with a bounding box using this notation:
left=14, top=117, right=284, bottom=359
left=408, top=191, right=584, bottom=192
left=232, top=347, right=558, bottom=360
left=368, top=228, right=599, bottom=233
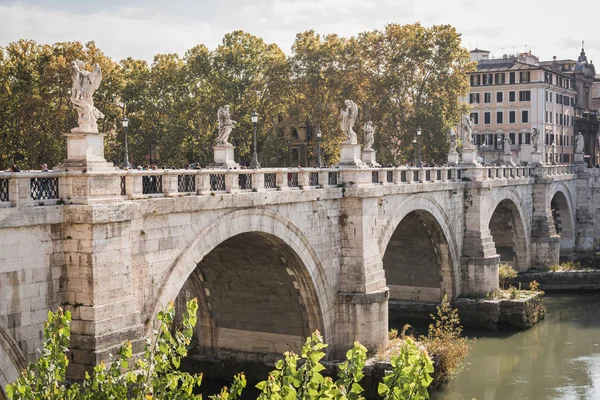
left=0, top=0, right=598, bottom=64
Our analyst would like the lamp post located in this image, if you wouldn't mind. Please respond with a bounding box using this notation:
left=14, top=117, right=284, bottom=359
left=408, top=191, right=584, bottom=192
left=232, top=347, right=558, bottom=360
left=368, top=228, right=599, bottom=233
left=416, top=127, right=422, bottom=168
left=413, top=138, right=417, bottom=166
left=315, top=128, right=322, bottom=167
left=250, top=110, right=260, bottom=169
left=122, top=116, right=130, bottom=169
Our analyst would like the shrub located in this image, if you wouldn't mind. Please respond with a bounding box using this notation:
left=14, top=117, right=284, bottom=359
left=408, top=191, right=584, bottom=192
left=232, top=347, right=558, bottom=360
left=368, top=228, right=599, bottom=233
left=420, top=295, right=472, bottom=388
left=8, top=302, right=435, bottom=400
left=499, top=263, right=518, bottom=289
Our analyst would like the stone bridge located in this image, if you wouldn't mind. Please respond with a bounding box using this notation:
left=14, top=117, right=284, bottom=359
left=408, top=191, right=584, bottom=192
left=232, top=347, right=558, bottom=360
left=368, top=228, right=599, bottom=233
left=1, top=161, right=599, bottom=395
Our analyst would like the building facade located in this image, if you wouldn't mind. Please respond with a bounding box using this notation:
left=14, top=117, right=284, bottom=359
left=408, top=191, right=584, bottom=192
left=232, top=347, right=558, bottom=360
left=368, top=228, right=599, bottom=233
left=464, top=49, right=576, bottom=165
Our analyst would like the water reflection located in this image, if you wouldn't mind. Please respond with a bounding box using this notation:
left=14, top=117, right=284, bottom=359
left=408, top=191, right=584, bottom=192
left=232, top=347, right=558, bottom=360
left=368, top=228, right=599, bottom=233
left=430, top=294, right=600, bottom=400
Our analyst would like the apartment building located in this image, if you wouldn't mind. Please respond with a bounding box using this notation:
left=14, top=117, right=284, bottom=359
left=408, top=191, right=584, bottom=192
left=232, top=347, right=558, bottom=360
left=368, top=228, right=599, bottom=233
left=464, top=49, right=576, bottom=165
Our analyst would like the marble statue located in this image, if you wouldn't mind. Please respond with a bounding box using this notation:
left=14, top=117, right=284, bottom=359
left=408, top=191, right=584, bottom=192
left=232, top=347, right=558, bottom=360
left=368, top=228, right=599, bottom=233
left=363, top=121, right=375, bottom=150
left=461, top=114, right=474, bottom=149
left=531, top=128, right=540, bottom=153
left=217, top=105, right=236, bottom=146
left=70, top=60, right=104, bottom=133
left=503, top=135, right=512, bottom=155
left=575, top=132, right=584, bottom=154
left=340, top=100, right=358, bottom=144
left=448, top=128, right=457, bottom=153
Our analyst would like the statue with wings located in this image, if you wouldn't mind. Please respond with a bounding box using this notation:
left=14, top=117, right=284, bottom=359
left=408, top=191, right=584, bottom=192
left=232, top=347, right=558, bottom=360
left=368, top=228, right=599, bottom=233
left=217, top=105, right=236, bottom=146
left=340, top=100, right=358, bottom=144
left=70, top=60, right=104, bottom=133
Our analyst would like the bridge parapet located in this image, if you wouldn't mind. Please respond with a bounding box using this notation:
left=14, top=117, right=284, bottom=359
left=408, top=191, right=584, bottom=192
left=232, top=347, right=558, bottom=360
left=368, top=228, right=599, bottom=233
left=0, top=164, right=577, bottom=208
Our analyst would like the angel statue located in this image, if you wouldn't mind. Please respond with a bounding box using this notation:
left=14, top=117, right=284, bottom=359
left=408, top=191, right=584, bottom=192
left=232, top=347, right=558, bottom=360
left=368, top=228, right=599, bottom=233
left=531, top=128, right=540, bottom=153
left=461, top=114, right=474, bottom=149
left=363, top=121, right=375, bottom=150
left=70, top=60, right=104, bottom=133
left=340, top=100, right=358, bottom=144
left=448, top=128, right=457, bottom=153
left=575, top=132, right=584, bottom=154
left=217, top=105, right=236, bottom=146
left=503, top=134, right=512, bottom=156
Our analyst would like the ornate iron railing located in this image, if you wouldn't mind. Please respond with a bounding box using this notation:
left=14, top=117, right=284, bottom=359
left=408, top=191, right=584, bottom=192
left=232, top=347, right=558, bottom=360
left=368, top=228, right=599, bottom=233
left=120, top=176, right=126, bottom=195
left=178, top=175, right=195, bottom=193
left=30, top=177, right=59, bottom=200
left=288, top=172, right=299, bottom=188
left=309, top=172, right=319, bottom=187
left=210, top=174, right=226, bottom=191
left=0, top=179, right=8, bottom=201
left=142, top=175, right=162, bottom=194
left=238, top=174, right=252, bottom=190
left=328, top=171, right=338, bottom=186
left=264, top=173, right=277, bottom=189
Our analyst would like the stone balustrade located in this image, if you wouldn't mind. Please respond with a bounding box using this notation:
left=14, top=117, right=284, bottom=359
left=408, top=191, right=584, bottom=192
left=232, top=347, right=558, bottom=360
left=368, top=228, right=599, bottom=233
left=0, top=163, right=578, bottom=208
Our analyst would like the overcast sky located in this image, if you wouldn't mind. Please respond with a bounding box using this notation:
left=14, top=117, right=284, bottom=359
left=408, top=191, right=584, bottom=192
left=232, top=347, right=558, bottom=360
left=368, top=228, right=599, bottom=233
left=0, top=0, right=598, bottom=64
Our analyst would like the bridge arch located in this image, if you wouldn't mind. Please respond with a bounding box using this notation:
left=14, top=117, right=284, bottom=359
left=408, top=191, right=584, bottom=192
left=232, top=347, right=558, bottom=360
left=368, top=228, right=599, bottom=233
left=151, top=208, right=332, bottom=358
left=549, top=181, right=575, bottom=251
left=0, top=325, right=27, bottom=400
left=487, top=188, right=531, bottom=271
left=379, top=195, right=460, bottom=302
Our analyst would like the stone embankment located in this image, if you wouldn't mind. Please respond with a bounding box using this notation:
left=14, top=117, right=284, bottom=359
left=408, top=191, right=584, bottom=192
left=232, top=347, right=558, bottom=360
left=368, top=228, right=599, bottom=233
left=511, top=270, right=600, bottom=292
left=389, top=292, right=545, bottom=330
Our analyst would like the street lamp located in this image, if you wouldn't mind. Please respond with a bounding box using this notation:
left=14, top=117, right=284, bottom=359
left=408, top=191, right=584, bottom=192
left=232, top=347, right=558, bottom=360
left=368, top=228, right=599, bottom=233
left=416, top=127, right=422, bottom=168
left=413, top=138, right=417, bottom=166
left=250, top=110, right=260, bottom=169
left=122, top=116, right=130, bottom=169
left=316, top=128, right=322, bottom=168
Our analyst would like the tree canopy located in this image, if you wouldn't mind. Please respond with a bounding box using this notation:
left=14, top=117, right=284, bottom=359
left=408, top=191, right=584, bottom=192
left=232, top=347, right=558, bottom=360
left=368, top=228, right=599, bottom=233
left=0, top=24, right=474, bottom=170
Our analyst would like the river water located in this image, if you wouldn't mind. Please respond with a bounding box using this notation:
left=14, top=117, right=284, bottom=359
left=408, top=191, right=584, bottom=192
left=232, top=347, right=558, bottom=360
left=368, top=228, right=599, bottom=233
left=431, top=293, right=600, bottom=400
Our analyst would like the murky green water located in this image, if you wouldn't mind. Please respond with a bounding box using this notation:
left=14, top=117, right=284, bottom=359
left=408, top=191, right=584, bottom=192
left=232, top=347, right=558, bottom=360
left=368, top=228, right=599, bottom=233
left=432, top=293, right=600, bottom=400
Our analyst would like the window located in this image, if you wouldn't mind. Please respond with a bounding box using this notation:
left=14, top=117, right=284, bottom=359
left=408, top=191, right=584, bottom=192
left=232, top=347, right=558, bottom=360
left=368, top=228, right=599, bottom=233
left=484, top=92, right=491, bottom=103
left=545, top=111, right=548, bottom=123
left=496, top=92, right=503, bottom=102
left=495, top=73, right=505, bottom=84
left=509, top=72, right=516, bottom=84
left=521, top=110, right=529, bottom=123
left=558, top=77, right=563, bottom=87
left=509, top=91, right=516, bottom=102
left=509, top=111, right=516, bottom=123
left=524, top=132, right=531, bottom=144
left=556, top=93, right=561, bottom=103
left=470, top=75, right=481, bottom=86
left=484, top=112, right=491, bottom=124
left=519, top=91, right=531, bottom=101
left=496, top=111, right=503, bottom=124
left=545, top=91, right=548, bottom=101
left=545, top=72, right=552, bottom=84
left=470, top=112, right=479, bottom=124
left=559, top=114, right=563, bottom=126
left=564, top=96, right=570, bottom=106
left=483, top=74, right=493, bottom=85
left=469, top=93, right=480, bottom=103
left=520, top=71, right=530, bottom=83
left=571, top=97, right=575, bottom=106
left=509, top=133, right=516, bottom=144
left=549, top=91, right=553, bottom=102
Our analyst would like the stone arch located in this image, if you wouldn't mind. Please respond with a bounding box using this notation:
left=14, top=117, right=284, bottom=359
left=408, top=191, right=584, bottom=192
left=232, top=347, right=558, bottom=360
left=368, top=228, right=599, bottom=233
left=487, top=188, right=531, bottom=271
left=151, top=209, right=332, bottom=358
left=549, top=182, right=575, bottom=251
left=0, top=325, right=27, bottom=399
left=379, top=195, right=460, bottom=301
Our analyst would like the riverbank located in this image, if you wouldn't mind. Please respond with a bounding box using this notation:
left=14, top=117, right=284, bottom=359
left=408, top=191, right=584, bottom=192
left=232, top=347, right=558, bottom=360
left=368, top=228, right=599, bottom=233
left=511, top=269, right=600, bottom=292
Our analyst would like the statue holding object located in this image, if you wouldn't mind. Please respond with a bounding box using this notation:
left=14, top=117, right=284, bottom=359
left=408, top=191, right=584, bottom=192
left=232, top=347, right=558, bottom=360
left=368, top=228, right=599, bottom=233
left=363, top=121, right=375, bottom=150
left=70, top=60, right=104, bottom=133
left=217, top=105, right=236, bottom=146
left=340, top=100, right=359, bottom=144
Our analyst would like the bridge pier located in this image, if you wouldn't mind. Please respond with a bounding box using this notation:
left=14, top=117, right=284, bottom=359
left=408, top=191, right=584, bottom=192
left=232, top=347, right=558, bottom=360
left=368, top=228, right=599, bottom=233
left=334, top=196, right=389, bottom=357
left=63, top=206, right=145, bottom=379
left=530, top=180, right=560, bottom=268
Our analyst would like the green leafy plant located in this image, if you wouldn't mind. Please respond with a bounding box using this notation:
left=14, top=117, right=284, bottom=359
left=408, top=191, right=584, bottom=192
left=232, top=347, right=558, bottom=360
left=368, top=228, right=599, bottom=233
left=420, top=295, right=472, bottom=388
left=499, top=264, right=518, bottom=290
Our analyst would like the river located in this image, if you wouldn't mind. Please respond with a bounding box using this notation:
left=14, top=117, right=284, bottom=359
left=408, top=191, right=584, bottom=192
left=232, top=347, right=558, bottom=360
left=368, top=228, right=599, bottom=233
left=431, top=293, right=600, bottom=400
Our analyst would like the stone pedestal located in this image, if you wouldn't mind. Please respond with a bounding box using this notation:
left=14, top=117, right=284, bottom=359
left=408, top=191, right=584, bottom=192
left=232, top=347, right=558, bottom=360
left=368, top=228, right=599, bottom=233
left=530, top=152, right=544, bottom=166
left=212, top=145, right=239, bottom=169
left=502, top=154, right=515, bottom=166
left=339, top=143, right=365, bottom=167
left=58, top=132, right=115, bottom=171
left=361, top=149, right=380, bottom=167
left=447, top=152, right=459, bottom=166
left=574, top=152, right=585, bottom=163
left=460, top=148, right=479, bottom=165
